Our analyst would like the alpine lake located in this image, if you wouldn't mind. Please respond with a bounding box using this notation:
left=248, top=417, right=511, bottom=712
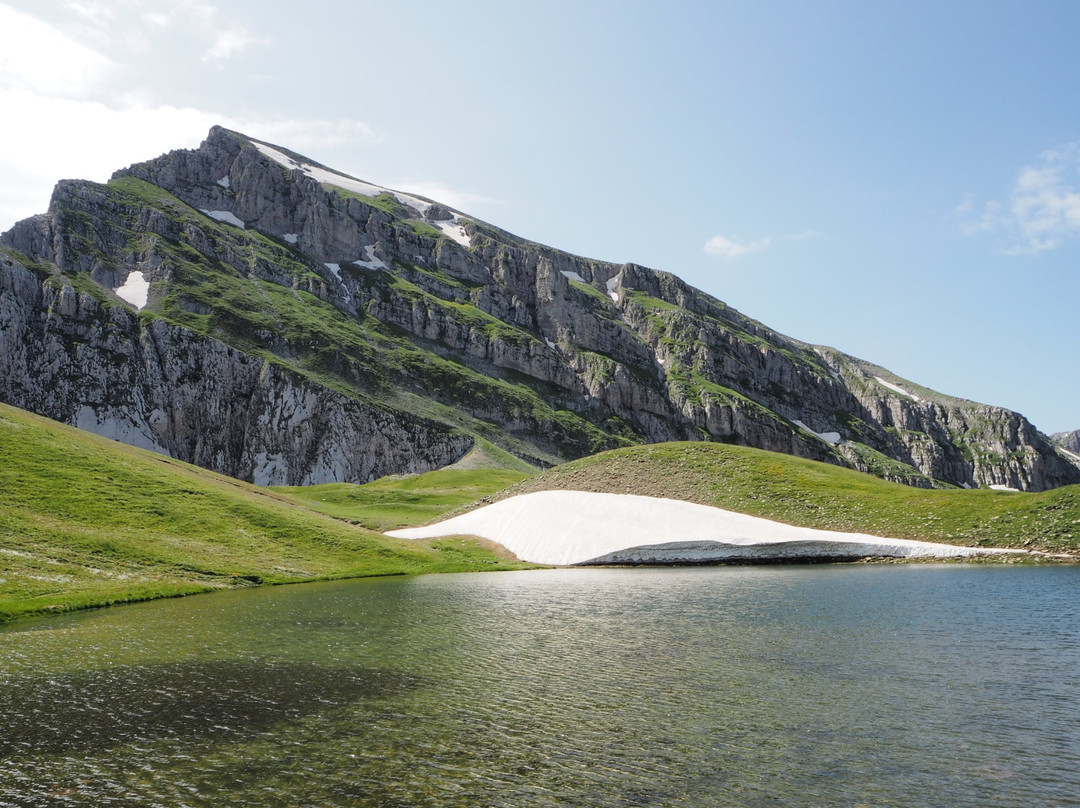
left=1, top=564, right=1078, bottom=807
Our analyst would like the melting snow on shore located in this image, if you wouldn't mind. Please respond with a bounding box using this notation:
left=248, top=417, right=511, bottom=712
left=388, top=490, right=1018, bottom=566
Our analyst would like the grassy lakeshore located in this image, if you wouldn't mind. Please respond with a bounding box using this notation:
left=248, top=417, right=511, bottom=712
left=0, top=404, right=533, bottom=624
left=502, top=443, right=1080, bottom=555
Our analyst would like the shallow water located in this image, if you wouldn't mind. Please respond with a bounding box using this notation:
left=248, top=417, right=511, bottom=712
left=1, top=565, right=1078, bottom=807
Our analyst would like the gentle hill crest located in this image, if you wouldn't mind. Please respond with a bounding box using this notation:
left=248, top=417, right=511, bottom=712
left=0, top=402, right=530, bottom=624
left=1, top=126, right=1077, bottom=491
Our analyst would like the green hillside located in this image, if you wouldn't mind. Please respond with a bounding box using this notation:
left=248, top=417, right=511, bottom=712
left=0, top=403, right=532, bottom=624
left=271, top=467, right=531, bottom=532
left=503, top=442, right=1080, bottom=555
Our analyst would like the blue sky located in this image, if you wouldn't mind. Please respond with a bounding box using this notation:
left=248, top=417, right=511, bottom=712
left=1, top=0, right=1078, bottom=432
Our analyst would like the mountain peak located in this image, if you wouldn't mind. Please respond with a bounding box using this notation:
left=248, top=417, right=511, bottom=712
left=2, top=129, right=1078, bottom=491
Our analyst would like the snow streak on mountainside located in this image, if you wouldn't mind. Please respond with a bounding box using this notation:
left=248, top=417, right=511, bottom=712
left=1, top=126, right=1077, bottom=490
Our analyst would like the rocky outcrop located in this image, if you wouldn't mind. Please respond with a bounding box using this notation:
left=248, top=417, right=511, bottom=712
left=0, top=254, right=469, bottom=485
left=1053, top=430, right=1080, bottom=455
left=3, top=126, right=1078, bottom=491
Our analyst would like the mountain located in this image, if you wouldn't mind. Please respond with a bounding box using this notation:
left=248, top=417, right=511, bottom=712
left=2, top=126, right=1077, bottom=490
left=1054, top=430, right=1080, bottom=455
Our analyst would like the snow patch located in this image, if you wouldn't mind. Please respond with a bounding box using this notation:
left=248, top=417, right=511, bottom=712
left=545, top=338, right=557, bottom=350
left=606, top=276, right=620, bottom=302
left=217, top=175, right=231, bottom=189
left=561, top=270, right=586, bottom=283
left=353, top=245, right=387, bottom=270
left=114, top=270, right=149, bottom=309
left=874, top=376, right=922, bottom=402
left=793, top=419, right=842, bottom=446
left=284, top=233, right=298, bottom=244
left=200, top=209, right=246, bottom=229
left=388, top=490, right=1020, bottom=566
left=433, top=218, right=471, bottom=247
left=1060, top=448, right=1080, bottom=463
left=324, top=262, right=342, bottom=280
left=989, top=484, right=1020, bottom=492
left=251, top=140, right=438, bottom=218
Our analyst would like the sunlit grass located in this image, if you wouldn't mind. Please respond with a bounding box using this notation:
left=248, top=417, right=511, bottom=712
left=0, top=404, right=535, bottom=623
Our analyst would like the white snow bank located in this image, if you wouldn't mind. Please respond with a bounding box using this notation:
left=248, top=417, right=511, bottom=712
left=606, top=276, right=620, bottom=302
left=284, top=233, right=298, bottom=244
left=989, top=484, right=1020, bottom=492
left=114, top=270, right=149, bottom=309
left=217, top=175, right=231, bottom=189
left=793, top=419, right=842, bottom=446
left=200, top=209, right=246, bottom=229
left=874, top=376, right=922, bottom=402
left=388, top=490, right=1018, bottom=566
left=560, top=270, right=586, bottom=283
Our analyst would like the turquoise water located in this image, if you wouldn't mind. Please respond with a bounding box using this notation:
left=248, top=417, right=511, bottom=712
left=1, top=565, right=1078, bottom=806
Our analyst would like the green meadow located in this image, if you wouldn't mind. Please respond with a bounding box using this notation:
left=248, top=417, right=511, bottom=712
left=0, top=403, right=533, bottom=624
left=507, top=442, right=1080, bottom=555
left=3, top=403, right=1078, bottom=625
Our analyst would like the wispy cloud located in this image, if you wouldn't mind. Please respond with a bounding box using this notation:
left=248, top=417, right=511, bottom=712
left=0, top=5, right=369, bottom=231
left=704, top=233, right=771, bottom=259
left=203, top=28, right=269, bottom=62
left=959, top=145, right=1080, bottom=255
left=59, top=0, right=268, bottom=62
left=0, top=3, right=114, bottom=97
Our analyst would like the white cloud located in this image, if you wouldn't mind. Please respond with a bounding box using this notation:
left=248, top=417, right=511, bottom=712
left=203, top=28, right=268, bottom=62
left=58, top=0, right=266, bottom=62
left=0, top=3, right=114, bottom=97
left=704, top=233, right=771, bottom=259
left=959, top=145, right=1080, bottom=255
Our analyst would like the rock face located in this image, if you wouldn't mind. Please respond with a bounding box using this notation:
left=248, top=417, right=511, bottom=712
left=1054, top=430, right=1080, bottom=455
left=0, top=254, right=469, bottom=486
left=2, top=125, right=1078, bottom=490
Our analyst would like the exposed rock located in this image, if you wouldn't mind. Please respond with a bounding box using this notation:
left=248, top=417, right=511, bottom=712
left=1053, top=429, right=1080, bottom=455
left=2, top=125, right=1078, bottom=491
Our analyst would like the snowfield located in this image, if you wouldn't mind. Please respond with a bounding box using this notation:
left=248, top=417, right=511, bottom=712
left=387, top=490, right=1019, bottom=566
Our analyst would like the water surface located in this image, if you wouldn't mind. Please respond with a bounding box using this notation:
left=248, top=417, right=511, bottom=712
left=1, top=565, right=1078, bottom=806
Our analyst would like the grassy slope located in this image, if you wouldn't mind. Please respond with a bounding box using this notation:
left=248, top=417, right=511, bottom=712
left=501, top=443, right=1080, bottom=554
left=0, top=404, right=533, bottom=624
left=271, top=468, right=530, bottom=532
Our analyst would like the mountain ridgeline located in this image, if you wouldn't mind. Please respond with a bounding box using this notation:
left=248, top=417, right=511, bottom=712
left=1, top=126, right=1076, bottom=491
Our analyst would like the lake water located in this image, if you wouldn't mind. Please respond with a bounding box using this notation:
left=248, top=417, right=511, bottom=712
left=1, top=565, right=1078, bottom=807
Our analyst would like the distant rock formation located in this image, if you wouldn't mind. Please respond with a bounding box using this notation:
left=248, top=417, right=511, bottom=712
left=1053, top=430, right=1080, bottom=455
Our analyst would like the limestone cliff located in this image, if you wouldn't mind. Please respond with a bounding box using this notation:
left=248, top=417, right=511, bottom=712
left=2, top=126, right=1077, bottom=490
left=1054, top=430, right=1080, bottom=455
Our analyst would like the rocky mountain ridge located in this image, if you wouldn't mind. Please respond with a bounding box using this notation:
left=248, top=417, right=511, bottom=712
left=1054, top=430, right=1080, bottom=455
left=2, top=126, right=1077, bottom=490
